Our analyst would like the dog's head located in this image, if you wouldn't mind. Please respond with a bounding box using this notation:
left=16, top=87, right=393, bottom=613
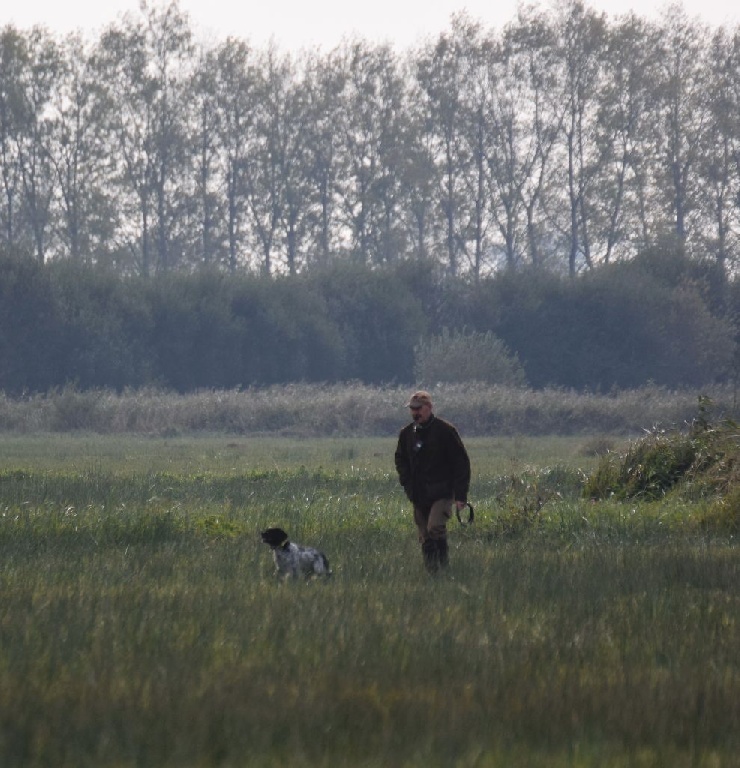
left=261, top=527, right=289, bottom=548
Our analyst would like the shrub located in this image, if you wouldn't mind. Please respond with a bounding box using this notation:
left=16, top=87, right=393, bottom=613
left=310, top=263, right=427, bottom=384
left=413, top=328, right=527, bottom=387
left=472, top=260, right=736, bottom=391
left=585, top=428, right=708, bottom=501
left=583, top=397, right=740, bottom=502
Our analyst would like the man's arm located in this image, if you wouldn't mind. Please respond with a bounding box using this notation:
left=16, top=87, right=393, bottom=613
left=449, top=428, right=471, bottom=503
left=394, top=431, right=410, bottom=488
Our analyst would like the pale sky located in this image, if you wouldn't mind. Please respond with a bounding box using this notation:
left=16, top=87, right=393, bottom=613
left=4, top=0, right=740, bottom=51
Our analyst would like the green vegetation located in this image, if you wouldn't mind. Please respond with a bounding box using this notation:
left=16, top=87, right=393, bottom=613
left=585, top=398, right=740, bottom=531
left=0, top=433, right=737, bottom=767
left=414, top=328, right=527, bottom=386
left=0, top=382, right=736, bottom=437
left=1, top=251, right=736, bottom=394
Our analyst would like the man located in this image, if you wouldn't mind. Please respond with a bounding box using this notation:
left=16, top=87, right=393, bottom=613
left=394, top=390, right=471, bottom=573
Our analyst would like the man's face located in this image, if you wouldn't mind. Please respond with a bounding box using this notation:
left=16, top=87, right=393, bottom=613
left=410, top=402, right=432, bottom=425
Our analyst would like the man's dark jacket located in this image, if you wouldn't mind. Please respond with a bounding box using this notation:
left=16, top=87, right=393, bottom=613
left=394, top=415, right=470, bottom=508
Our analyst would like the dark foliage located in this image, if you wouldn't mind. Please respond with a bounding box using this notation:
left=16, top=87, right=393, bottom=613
left=49, top=262, right=155, bottom=390
left=0, top=251, right=64, bottom=392
left=467, top=257, right=735, bottom=390
left=0, top=247, right=737, bottom=394
left=308, top=263, right=427, bottom=384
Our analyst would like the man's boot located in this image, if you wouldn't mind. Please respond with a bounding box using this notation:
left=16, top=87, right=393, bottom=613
left=422, top=539, right=439, bottom=574
left=437, top=538, right=449, bottom=569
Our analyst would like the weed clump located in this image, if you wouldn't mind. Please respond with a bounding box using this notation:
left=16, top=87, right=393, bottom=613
left=701, top=487, right=740, bottom=532
left=484, top=465, right=584, bottom=537
left=584, top=429, right=698, bottom=501
left=584, top=397, right=740, bottom=517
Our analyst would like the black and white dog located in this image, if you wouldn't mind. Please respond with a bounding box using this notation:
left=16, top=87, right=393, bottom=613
left=260, top=527, right=332, bottom=580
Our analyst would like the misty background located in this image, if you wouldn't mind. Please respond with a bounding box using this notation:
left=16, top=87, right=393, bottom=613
left=1, top=0, right=740, bottom=396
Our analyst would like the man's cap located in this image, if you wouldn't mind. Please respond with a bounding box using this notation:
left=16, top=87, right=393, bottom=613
left=405, top=390, right=432, bottom=408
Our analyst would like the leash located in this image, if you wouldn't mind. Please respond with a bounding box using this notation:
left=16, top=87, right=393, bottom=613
left=456, top=501, right=474, bottom=525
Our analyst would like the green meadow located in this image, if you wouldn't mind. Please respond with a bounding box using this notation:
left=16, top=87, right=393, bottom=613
left=0, top=434, right=737, bottom=767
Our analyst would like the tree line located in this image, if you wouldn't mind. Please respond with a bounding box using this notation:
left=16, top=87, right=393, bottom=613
left=2, top=1, right=740, bottom=278
left=1, top=241, right=736, bottom=394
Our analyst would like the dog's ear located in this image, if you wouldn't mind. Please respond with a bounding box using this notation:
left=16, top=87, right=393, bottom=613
left=261, top=527, right=289, bottom=546
left=260, top=529, right=277, bottom=544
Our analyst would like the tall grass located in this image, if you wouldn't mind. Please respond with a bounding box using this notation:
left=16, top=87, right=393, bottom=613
left=0, top=436, right=737, bottom=767
left=0, top=382, right=735, bottom=436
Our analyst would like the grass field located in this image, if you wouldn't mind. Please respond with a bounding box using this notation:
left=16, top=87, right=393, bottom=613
left=0, top=434, right=737, bottom=767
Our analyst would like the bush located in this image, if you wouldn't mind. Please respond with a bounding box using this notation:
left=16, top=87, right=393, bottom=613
left=310, top=263, right=427, bottom=384
left=583, top=397, right=740, bottom=503
left=0, top=250, right=64, bottom=393
left=469, top=261, right=736, bottom=391
left=413, top=328, right=527, bottom=386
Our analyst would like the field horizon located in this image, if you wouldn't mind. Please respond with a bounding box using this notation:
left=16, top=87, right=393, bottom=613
left=0, top=382, right=735, bottom=438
